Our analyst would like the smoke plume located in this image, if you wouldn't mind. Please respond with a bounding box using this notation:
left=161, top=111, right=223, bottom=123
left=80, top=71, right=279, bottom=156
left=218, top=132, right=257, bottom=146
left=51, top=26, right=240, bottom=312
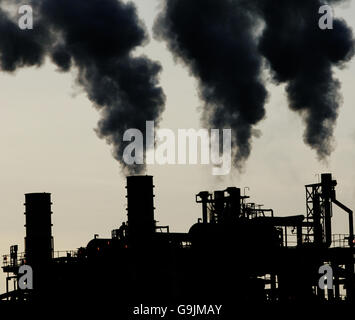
left=154, top=0, right=268, bottom=169
left=0, top=0, right=166, bottom=175
left=256, top=0, right=354, bottom=159
left=154, top=0, right=354, bottom=166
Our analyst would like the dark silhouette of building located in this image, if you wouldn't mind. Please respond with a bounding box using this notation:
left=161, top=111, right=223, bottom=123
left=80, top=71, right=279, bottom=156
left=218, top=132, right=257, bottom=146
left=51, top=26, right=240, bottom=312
left=0, top=174, right=354, bottom=310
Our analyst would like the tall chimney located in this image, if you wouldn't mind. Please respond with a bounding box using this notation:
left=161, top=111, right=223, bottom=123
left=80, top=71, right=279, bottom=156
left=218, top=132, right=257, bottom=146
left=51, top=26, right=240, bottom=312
left=321, top=173, right=333, bottom=248
left=126, top=176, right=155, bottom=245
left=24, top=193, right=53, bottom=265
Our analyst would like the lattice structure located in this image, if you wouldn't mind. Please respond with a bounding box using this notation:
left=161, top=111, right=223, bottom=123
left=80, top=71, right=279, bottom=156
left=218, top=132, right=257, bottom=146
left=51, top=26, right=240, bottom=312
left=305, top=182, right=324, bottom=244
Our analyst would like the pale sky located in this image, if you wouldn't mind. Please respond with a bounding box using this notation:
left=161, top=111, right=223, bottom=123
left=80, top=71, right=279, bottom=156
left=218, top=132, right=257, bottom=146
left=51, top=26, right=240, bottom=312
left=0, top=0, right=355, bottom=290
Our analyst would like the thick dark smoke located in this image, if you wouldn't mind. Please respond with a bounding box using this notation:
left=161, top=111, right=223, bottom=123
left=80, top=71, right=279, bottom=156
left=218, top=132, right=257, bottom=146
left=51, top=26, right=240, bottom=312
left=154, top=0, right=354, bottom=166
left=154, top=0, right=268, bottom=169
left=256, top=0, right=354, bottom=159
left=0, top=0, right=165, bottom=175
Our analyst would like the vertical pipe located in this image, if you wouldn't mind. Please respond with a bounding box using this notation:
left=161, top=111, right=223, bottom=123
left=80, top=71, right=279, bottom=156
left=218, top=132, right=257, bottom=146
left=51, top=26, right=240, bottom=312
left=214, top=191, right=225, bottom=223
left=270, top=273, right=277, bottom=302
left=345, top=262, right=354, bottom=302
left=321, top=174, right=333, bottom=248
left=198, top=192, right=210, bottom=223
left=202, top=201, right=208, bottom=224
left=297, top=224, right=302, bottom=247
left=327, top=279, right=334, bottom=301
left=349, top=211, right=354, bottom=248
left=334, top=267, right=340, bottom=301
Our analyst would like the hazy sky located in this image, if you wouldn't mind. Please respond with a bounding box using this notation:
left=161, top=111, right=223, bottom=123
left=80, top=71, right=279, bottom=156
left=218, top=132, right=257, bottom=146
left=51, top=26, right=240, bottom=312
left=0, top=0, right=355, bottom=289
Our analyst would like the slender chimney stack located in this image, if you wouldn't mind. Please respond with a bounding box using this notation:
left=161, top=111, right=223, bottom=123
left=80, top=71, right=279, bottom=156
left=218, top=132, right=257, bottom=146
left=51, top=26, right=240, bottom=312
left=321, top=173, right=334, bottom=248
left=126, top=176, right=155, bottom=246
left=24, top=193, right=53, bottom=265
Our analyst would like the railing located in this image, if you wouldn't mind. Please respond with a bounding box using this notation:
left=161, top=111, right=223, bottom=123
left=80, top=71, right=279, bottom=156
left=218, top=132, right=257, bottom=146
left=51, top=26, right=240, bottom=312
left=2, top=250, right=79, bottom=267
left=282, top=233, right=353, bottom=248
left=331, top=234, right=353, bottom=248
left=2, top=252, right=26, bottom=267
left=52, top=250, right=78, bottom=259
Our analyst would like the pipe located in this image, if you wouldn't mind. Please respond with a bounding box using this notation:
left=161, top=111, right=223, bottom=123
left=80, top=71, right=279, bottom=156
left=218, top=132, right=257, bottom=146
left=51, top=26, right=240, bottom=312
left=321, top=174, right=333, bottom=248
left=196, top=191, right=210, bottom=223
left=214, top=191, right=225, bottom=223
left=332, top=198, right=354, bottom=248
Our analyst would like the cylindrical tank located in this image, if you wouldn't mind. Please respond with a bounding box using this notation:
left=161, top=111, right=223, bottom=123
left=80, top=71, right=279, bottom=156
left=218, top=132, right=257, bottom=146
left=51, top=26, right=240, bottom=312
left=24, top=193, right=53, bottom=265
left=126, top=176, right=155, bottom=245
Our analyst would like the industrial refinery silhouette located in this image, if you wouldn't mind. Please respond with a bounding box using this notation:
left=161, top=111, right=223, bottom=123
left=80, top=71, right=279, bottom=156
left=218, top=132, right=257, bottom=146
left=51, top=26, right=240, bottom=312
left=0, top=174, right=354, bottom=308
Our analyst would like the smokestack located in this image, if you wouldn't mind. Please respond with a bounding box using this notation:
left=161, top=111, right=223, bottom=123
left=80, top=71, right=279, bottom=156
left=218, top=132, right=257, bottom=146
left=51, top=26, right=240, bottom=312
left=126, top=176, right=155, bottom=246
left=321, top=173, right=334, bottom=247
left=24, top=193, right=53, bottom=265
